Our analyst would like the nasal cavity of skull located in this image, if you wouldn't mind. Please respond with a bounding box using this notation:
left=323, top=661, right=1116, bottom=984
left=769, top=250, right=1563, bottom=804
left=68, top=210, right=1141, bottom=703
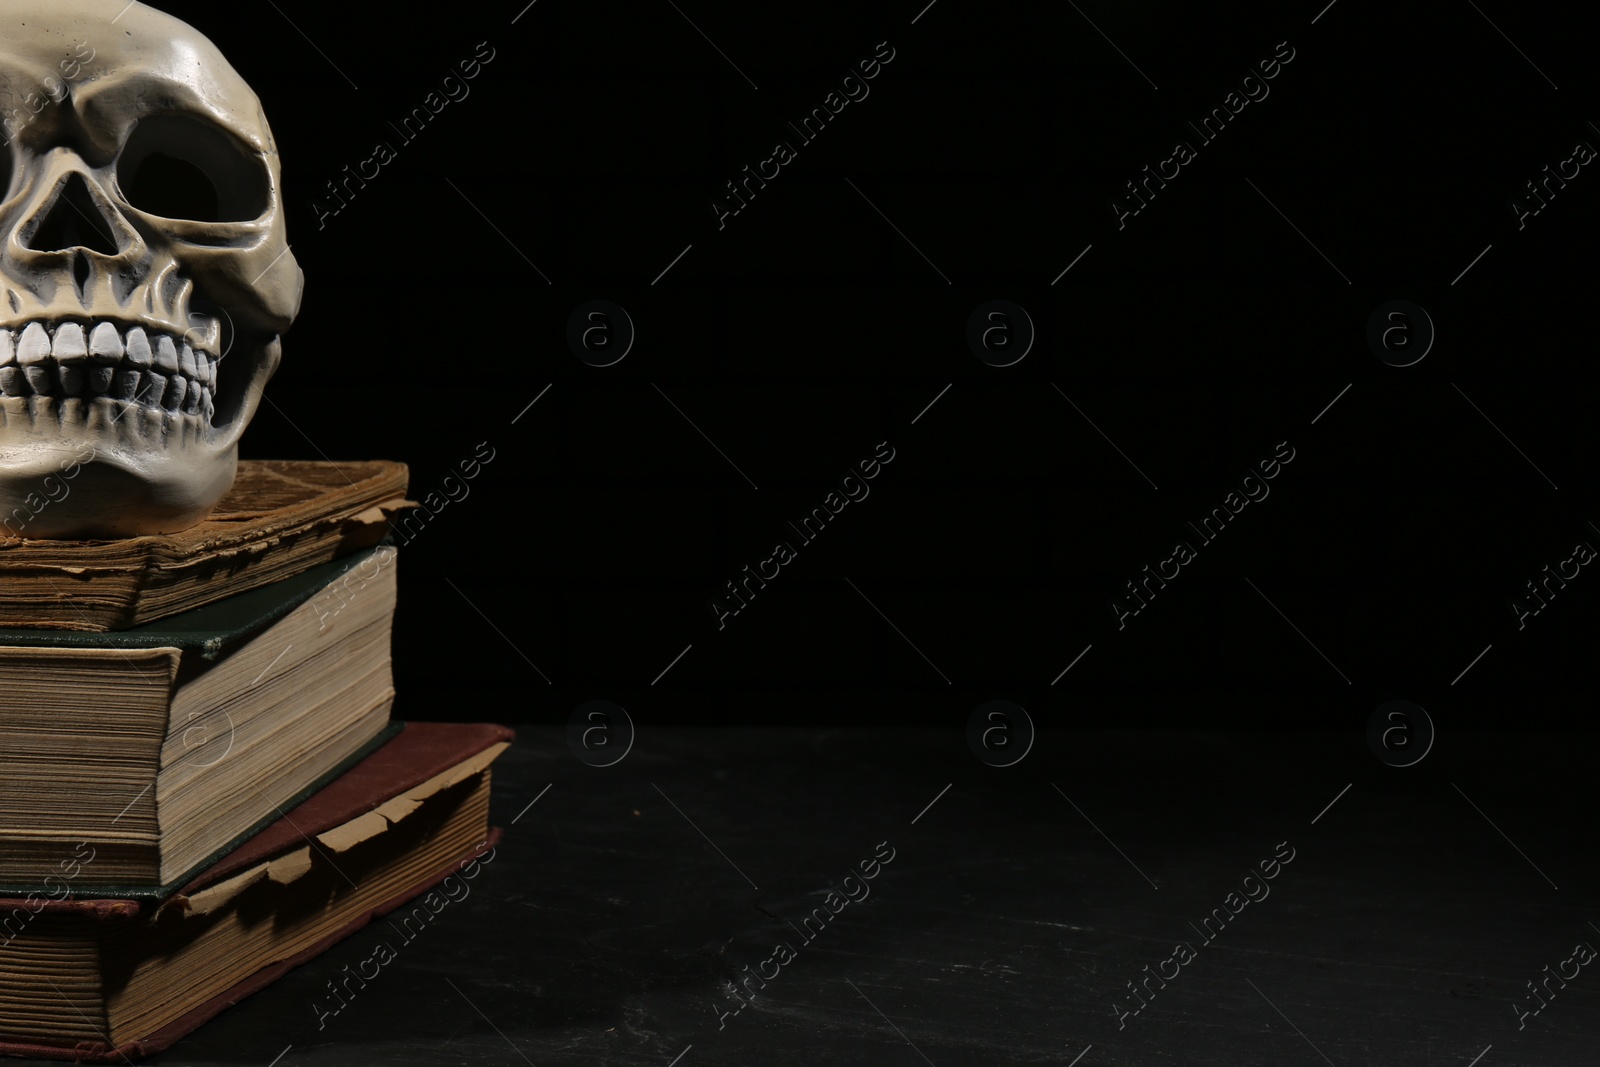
left=117, top=115, right=269, bottom=224
left=28, top=173, right=121, bottom=257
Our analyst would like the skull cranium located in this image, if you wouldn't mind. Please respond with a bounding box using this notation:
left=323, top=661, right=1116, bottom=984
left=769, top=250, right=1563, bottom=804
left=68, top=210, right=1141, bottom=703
left=0, top=1, right=303, bottom=538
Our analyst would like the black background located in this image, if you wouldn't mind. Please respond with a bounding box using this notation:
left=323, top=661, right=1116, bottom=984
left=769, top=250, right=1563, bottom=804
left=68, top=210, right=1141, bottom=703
left=7, top=6, right=1600, bottom=1066
left=152, top=0, right=1596, bottom=732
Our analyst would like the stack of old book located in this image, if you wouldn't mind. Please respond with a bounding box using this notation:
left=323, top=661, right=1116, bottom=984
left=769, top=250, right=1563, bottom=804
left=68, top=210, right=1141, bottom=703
left=0, top=461, right=512, bottom=1061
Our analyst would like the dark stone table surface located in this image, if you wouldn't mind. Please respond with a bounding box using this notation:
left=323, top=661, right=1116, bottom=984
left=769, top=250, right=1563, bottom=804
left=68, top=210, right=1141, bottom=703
left=21, top=726, right=1596, bottom=1066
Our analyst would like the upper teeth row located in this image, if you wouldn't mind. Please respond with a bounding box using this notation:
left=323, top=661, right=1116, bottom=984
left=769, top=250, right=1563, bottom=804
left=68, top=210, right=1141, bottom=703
left=0, top=323, right=216, bottom=383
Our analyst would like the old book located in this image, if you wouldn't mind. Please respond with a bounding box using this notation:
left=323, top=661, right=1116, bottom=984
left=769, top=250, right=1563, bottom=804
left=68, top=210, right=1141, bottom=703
left=0, top=459, right=412, bottom=632
left=0, top=722, right=513, bottom=1062
left=0, top=547, right=401, bottom=893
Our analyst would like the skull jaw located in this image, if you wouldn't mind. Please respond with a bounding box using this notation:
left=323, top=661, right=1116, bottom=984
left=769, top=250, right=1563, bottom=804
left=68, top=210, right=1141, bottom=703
left=0, top=405, right=239, bottom=539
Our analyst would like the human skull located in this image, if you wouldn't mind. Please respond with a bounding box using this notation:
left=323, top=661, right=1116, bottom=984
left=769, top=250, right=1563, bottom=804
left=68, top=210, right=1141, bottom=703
left=0, top=1, right=302, bottom=538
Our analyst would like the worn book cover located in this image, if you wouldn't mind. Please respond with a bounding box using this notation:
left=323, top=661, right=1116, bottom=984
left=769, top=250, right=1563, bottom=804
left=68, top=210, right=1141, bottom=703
left=0, top=459, right=413, bottom=632
left=0, top=722, right=514, bottom=1061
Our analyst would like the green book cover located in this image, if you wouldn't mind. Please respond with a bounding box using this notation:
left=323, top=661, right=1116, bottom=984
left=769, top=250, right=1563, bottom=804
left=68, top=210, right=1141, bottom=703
left=0, top=544, right=394, bottom=676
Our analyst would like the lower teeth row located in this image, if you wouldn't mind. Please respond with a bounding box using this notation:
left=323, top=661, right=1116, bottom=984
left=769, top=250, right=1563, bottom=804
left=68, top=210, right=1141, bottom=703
left=0, top=366, right=213, bottom=416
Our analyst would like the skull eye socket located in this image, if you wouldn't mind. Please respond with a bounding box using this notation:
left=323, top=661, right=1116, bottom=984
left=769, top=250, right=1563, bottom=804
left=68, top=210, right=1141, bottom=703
left=117, top=114, right=271, bottom=223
